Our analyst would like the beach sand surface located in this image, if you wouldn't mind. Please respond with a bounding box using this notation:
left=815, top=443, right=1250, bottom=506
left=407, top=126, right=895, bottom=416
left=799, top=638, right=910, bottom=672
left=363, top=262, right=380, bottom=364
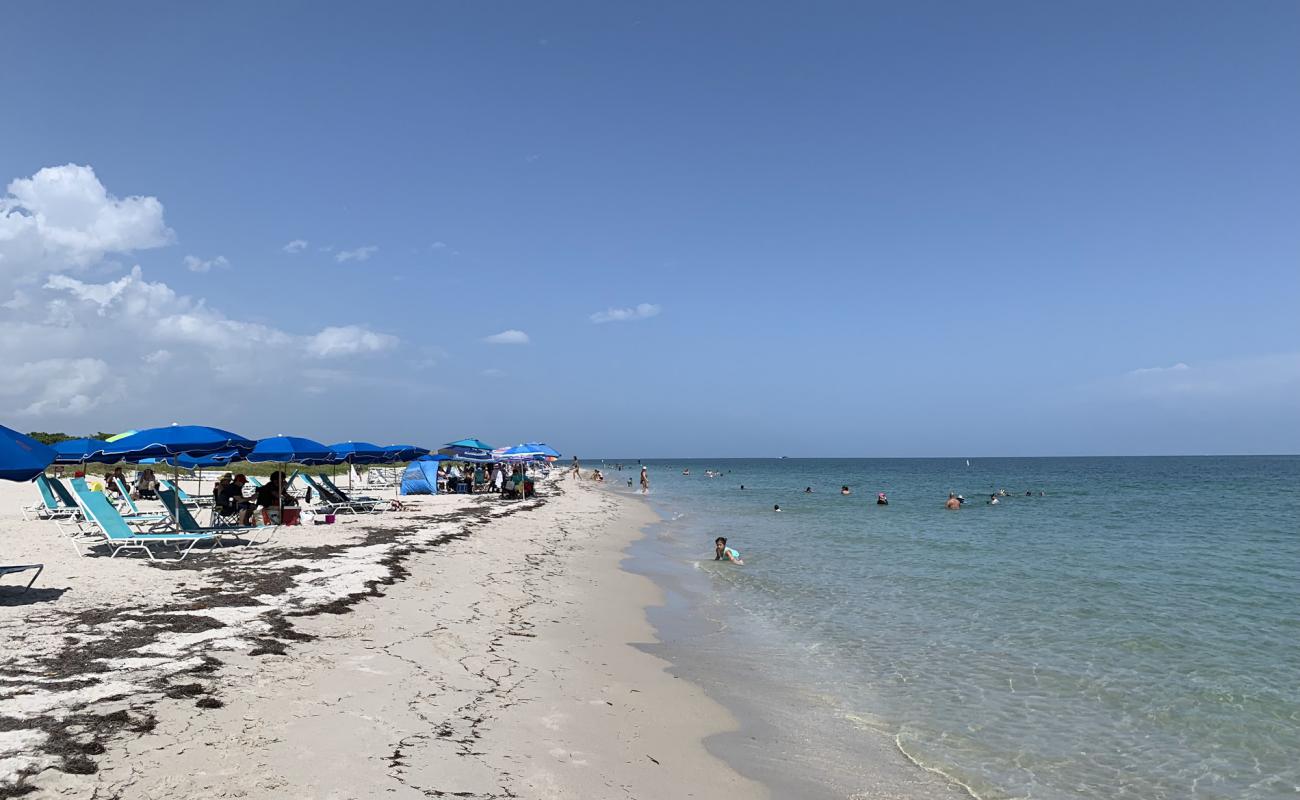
left=1, top=475, right=763, bottom=798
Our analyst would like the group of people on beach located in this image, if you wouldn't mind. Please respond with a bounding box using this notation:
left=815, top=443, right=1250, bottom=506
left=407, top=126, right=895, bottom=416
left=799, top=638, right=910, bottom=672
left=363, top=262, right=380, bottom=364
left=212, top=472, right=296, bottom=525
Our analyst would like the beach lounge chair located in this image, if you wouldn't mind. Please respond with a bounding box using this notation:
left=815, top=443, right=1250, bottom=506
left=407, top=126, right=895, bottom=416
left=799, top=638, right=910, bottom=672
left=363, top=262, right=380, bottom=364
left=0, top=564, right=43, bottom=594
left=63, top=488, right=218, bottom=561
left=159, top=479, right=212, bottom=508
left=247, top=476, right=263, bottom=488
left=113, top=478, right=168, bottom=521
left=296, top=474, right=368, bottom=515
left=47, top=477, right=83, bottom=515
left=315, top=476, right=384, bottom=512
left=317, top=473, right=381, bottom=502
left=157, top=489, right=273, bottom=546
left=22, top=475, right=79, bottom=521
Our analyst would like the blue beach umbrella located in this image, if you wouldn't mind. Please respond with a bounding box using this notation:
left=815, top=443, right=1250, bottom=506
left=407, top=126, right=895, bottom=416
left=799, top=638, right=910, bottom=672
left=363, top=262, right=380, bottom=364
left=248, top=436, right=334, bottom=465
left=91, top=425, right=256, bottom=462
left=439, top=438, right=497, bottom=462
left=524, top=442, right=561, bottom=458
left=381, top=445, right=430, bottom=462
left=90, top=425, right=256, bottom=522
left=0, top=425, right=56, bottom=482
left=417, top=453, right=451, bottom=462
left=51, top=438, right=114, bottom=465
left=327, top=441, right=388, bottom=465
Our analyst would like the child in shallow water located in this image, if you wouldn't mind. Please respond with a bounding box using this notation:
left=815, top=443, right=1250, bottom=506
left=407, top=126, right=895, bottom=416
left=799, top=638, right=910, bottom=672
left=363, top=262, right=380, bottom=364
left=714, top=537, right=743, bottom=565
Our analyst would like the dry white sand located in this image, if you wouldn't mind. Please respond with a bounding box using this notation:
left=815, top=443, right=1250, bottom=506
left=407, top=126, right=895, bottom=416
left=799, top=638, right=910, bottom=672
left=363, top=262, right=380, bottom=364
left=0, top=474, right=764, bottom=798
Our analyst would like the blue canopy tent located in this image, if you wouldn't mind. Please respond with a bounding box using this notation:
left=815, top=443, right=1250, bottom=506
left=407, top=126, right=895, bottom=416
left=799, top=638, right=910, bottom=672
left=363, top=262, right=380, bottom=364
left=400, top=460, right=440, bottom=495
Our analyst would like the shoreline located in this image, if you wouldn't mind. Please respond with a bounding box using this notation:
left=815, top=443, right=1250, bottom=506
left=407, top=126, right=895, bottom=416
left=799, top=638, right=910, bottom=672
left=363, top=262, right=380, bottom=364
left=1, top=475, right=762, bottom=798
left=609, top=480, right=968, bottom=800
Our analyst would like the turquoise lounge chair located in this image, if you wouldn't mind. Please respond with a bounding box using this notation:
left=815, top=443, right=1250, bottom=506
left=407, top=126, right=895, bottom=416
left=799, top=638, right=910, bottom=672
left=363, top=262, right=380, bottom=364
left=22, top=475, right=78, bottom=521
left=113, top=478, right=168, bottom=521
left=48, top=477, right=82, bottom=514
left=157, top=489, right=274, bottom=546
left=157, top=478, right=213, bottom=509
left=64, top=486, right=217, bottom=561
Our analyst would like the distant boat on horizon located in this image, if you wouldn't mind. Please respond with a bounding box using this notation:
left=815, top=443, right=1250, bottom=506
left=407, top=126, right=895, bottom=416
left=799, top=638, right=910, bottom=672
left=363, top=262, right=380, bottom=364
left=966, top=459, right=971, bottom=466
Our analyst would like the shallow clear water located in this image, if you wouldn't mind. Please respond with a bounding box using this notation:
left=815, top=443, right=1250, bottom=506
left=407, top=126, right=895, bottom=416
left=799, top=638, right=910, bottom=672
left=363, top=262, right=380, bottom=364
left=609, top=457, right=1300, bottom=799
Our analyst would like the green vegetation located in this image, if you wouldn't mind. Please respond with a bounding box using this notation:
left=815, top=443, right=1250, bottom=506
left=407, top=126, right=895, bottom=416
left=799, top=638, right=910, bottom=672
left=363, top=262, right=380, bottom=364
left=27, top=431, right=116, bottom=445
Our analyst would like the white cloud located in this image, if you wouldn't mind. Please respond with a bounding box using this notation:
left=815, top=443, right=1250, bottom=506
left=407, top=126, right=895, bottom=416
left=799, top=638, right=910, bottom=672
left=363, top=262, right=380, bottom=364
left=1127, top=362, right=1190, bottom=376
left=183, top=254, right=229, bottom=273
left=0, top=358, right=118, bottom=416
left=0, top=164, right=407, bottom=425
left=283, top=239, right=308, bottom=253
left=483, top=329, right=530, bottom=345
left=306, top=325, right=399, bottom=358
left=481, top=368, right=505, bottom=378
left=430, top=241, right=447, bottom=250
left=336, top=245, right=379, bottom=263
left=0, top=164, right=172, bottom=281
left=590, top=302, right=661, bottom=324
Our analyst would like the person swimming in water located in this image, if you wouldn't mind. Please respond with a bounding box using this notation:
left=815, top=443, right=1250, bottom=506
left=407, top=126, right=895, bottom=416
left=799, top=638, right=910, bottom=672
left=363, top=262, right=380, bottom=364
left=841, top=485, right=851, bottom=495
left=946, top=493, right=961, bottom=510
left=714, top=537, right=743, bottom=564
left=804, top=487, right=813, bottom=493
left=988, top=494, right=999, bottom=505
left=773, top=504, right=782, bottom=512
left=877, top=492, right=888, bottom=505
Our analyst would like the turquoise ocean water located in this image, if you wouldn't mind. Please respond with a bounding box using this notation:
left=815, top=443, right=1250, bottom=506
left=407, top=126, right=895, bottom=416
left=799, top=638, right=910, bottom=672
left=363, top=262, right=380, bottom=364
left=606, top=457, right=1299, bottom=799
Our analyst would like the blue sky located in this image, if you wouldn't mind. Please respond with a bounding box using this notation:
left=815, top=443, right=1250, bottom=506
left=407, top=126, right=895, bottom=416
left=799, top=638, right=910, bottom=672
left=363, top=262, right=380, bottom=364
left=1, top=1, right=1296, bottom=456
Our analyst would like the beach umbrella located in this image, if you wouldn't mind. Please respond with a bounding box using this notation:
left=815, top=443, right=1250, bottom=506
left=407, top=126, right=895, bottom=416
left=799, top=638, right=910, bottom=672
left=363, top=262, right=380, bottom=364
left=439, top=438, right=496, bottom=462
left=0, top=425, right=56, bottom=482
left=498, top=444, right=548, bottom=461
left=381, top=445, right=430, bottom=462
left=247, top=436, right=334, bottom=521
left=248, top=436, right=333, bottom=465
left=524, top=442, right=562, bottom=458
left=50, top=438, right=115, bottom=465
left=90, top=425, right=256, bottom=525
left=105, top=429, right=138, bottom=443
left=417, top=453, right=451, bottom=462
left=91, top=425, right=256, bottom=462
left=328, top=441, right=389, bottom=492
left=327, top=441, right=388, bottom=465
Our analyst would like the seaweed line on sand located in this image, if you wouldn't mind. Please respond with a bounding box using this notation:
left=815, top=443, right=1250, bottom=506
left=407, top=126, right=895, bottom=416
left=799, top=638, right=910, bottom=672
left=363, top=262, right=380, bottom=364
left=0, top=492, right=549, bottom=795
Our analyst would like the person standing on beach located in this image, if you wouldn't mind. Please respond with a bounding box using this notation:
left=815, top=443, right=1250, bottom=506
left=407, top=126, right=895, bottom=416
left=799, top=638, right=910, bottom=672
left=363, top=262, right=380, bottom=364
left=570, top=456, right=580, bottom=480
left=639, top=466, right=649, bottom=494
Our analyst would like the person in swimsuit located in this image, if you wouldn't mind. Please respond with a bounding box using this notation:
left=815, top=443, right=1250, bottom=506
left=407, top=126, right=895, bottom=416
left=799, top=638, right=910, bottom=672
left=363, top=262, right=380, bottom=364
left=945, top=493, right=961, bottom=510
left=714, top=537, right=743, bottom=564
left=773, top=504, right=782, bottom=512
left=640, top=466, right=649, bottom=494
left=877, top=492, right=888, bottom=505
left=841, top=485, right=851, bottom=495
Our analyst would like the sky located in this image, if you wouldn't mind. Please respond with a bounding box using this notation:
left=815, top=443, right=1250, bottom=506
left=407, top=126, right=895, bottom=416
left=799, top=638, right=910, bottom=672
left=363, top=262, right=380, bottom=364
left=1, top=1, right=1297, bottom=457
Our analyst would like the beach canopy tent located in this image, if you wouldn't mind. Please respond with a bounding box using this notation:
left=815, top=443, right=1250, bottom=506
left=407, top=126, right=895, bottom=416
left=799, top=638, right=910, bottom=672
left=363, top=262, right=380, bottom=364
left=327, top=441, right=388, bottom=465
left=400, top=460, right=440, bottom=495
left=89, top=425, right=256, bottom=463
left=439, top=438, right=497, bottom=462
left=0, top=425, right=56, bottom=482
left=51, top=438, right=115, bottom=464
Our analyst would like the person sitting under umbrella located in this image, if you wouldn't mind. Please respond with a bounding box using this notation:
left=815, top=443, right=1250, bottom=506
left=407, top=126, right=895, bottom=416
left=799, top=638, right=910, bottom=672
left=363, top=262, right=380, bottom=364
left=249, top=471, right=298, bottom=525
